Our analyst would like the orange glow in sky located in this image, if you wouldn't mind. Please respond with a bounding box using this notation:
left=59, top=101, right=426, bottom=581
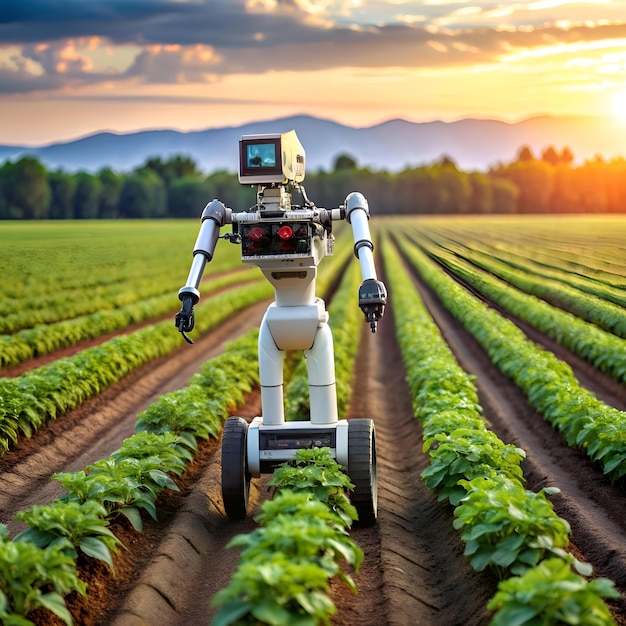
left=0, top=1, right=625, bottom=145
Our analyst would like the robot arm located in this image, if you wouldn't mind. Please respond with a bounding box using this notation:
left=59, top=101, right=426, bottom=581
left=176, top=199, right=230, bottom=343
left=344, top=192, right=387, bottom=333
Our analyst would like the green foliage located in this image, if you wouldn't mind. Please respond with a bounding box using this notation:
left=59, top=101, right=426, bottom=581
left=118, top=168, right=166, bottom=218
left=14, top=500, right=123, bottom=569
left=0, top=280, right=271, bottom=454
left=488, top=558, right=619, bottom=626
left=422, top=429, right=526, bottom=505
left=420, top=241, right=626, bottom=383
left=381, top=237, right=619, bottom=621
left=136, top=330, right=260, bottom=442
left=453, top=476, right=571, bottom=578
left=0, top=307, right=269, bottom=624
left=397, top=233, right=626, bottom=482
left=268, top=448, right=357, bottom=527
left=0, top=523, right=86, bottom=626
left=212, top=555, right=336, bottom=626
left=0, top=157, right=50, bottom=220
left=212, top=449, right=363, bottom=626
left=73, top=172, right=103, bottom=219
left=0, top=269, right=257, bottom=364
left=3, top=150, right=626, bottom=219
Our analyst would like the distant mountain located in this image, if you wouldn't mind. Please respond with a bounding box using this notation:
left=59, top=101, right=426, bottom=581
left=0, top=114, right=622, bottom=173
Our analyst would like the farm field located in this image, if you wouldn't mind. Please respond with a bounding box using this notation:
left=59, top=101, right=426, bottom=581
left=1, top=215, right=626, bottom=625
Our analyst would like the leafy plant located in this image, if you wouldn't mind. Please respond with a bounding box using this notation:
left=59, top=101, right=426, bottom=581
left=453, top=476, right=573, bottom=578
left=14, top=500, right=123, bottom=569
left=212, top=448, right=363, bottom=626
left=422, top=428, right=526, bottom=505
left=112, top=431, right=193, bottom=473
left=397, top=233, right=626, bottom=482
left=212, top=554, right=337, bottom=626
left=53, top=467, right=158, bottom=531
left=228, top=512, right=362, bottom=590
left=135, top=331, right=260, bottom=443
left=487, top=557, right=620, bottom=626
left=0, top=280, right=272, bottom=456
left=268, top=447, right=357, bottom=527
left=0, top=523, right=86, bottom=626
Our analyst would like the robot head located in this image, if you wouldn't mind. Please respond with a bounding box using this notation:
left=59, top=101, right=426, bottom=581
left=238, top=130, right=305, bottom=186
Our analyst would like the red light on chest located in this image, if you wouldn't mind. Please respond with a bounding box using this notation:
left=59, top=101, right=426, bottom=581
left=249, top=226, right=265, bottom=241
left=277, top=225, right=293, bottom=240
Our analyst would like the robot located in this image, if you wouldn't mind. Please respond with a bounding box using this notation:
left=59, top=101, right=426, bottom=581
left=175, top=130, right=387, bottom=525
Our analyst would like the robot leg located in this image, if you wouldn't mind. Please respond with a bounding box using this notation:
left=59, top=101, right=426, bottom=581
left=305, top=323, right=339, bottom=426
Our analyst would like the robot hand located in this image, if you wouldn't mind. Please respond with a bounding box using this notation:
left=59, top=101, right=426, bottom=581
left=175, top=294, right=196, bottom=344
left=358, top=279, right=387, bottom=333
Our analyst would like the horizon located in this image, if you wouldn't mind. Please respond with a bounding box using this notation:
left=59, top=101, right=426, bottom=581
left=1, top=110, right=612, bottom=150
left=1, top=1, right=625, bottom=146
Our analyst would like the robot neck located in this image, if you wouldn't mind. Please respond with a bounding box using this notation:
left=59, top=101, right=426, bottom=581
left=258, top=186, right=291, bottom=213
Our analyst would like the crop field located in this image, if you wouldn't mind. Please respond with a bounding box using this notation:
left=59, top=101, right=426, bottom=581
left=1, top=215, right=626, bottom=625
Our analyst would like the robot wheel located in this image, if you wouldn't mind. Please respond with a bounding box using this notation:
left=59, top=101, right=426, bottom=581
left=348, top=418, right=378, bottom=527
left=221, top=416, right=251, bottom=520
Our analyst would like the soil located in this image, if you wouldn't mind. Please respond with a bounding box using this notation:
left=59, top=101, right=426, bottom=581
left=1, top=260, right=626, bottom=626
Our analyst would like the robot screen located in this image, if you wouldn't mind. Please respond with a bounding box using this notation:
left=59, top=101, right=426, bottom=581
left=246, top=143, right=277, bottom=169
left=239, top=138, right=283, bottom=180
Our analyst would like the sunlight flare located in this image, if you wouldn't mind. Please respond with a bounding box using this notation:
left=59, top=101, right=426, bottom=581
left=612, top=88, right=626, bottom=123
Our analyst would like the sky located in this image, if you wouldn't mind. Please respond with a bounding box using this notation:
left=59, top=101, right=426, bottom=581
left=1, top=0, right=626, bottom=146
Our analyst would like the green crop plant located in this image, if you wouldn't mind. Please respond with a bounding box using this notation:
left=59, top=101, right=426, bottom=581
left=135, top=330, right=260, bottom=443
left=0, top=319, right=268, bottom=623
left=422, top=429, right=526, bottom=505
left=414, top=236, right=626, bottom=385
left=212, top=448, right=363, bottom=626
left=53, top=432, right=191, bottom=530
left=53, top=466, right=158, bottom=532
left=0, top=269, right=261, bottom=368
left=268, top=447, right=358, bottom=527
left=14, top=500, right=123, bottom=569
left=0, top=523, right=86, bottom=626
left=378, top=236, right=619, bottom=623
left=453, top=476, right=572, bottom=578
left=488, top=557, right=619, bottom=626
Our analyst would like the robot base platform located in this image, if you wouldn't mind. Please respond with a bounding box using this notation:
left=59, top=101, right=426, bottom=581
left=220, top=415, right=377, bottom=526
left=247, top=417, right=349, bottom=476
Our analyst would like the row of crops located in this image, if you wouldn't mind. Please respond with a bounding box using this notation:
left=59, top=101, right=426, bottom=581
left=382, top=236, right=620, bottom=624
left=1, top=217, right=625, bottom=625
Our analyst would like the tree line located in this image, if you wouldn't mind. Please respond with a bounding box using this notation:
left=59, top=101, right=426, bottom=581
left=0, top=147, right=624, bottom=220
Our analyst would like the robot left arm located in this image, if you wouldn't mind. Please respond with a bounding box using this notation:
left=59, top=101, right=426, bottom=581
left=176, top=200, right=231, bottom=343
left=344, top=192, right=387, bottom=333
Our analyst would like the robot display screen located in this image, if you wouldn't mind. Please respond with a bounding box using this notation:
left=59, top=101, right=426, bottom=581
left=246, top=143, right=277, bottom=169
left=239, top=138, right=283, bottom=179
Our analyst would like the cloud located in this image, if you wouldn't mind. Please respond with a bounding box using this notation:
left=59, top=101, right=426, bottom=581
left=0, top=0, right=625, bottom=95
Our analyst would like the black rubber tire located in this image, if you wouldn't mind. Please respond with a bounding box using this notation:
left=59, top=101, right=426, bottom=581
left=221, top=417, right=251, bottom=521
left=347, top=418, right=378, bottom=527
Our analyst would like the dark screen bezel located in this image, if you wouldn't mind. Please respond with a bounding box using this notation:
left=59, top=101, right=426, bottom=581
left=239, top=138, right=282, bottom=178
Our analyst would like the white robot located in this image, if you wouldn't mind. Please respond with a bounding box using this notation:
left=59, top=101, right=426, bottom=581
left=176, top=130, right=387, bottom=525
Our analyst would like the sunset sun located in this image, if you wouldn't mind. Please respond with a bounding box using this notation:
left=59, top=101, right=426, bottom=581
left=612, top=88, right=626, bottom=123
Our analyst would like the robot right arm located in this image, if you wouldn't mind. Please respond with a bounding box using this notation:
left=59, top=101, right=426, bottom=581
left=176, top=200, right=230, bottom=343
left=344, top=192, right=387, bottom=333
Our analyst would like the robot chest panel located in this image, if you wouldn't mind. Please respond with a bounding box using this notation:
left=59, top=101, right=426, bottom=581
left=241, top=221, right=312, bottom=259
